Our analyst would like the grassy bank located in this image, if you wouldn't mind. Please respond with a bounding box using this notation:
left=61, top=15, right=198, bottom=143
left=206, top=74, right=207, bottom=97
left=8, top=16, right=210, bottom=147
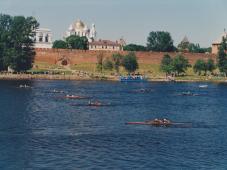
left=1, top=61, right=226, bottom=82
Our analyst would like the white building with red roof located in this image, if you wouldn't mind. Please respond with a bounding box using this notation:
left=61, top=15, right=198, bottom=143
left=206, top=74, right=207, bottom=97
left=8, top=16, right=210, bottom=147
left=89, top=39, right=124, bottom=51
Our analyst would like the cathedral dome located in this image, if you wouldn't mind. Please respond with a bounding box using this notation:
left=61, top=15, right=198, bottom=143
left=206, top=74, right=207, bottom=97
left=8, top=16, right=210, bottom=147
left=74, top=20, right=85, bottom=30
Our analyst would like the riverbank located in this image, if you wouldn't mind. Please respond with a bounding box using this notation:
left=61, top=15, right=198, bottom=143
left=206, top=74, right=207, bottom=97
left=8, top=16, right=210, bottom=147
left=0, top=73, right=104, bottom=81
left=1, top=73, right=227, bottom=83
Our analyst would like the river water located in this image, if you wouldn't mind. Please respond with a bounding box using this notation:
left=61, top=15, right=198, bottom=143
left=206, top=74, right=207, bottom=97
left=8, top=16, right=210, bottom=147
left=0, top=80, right=227, bottom=169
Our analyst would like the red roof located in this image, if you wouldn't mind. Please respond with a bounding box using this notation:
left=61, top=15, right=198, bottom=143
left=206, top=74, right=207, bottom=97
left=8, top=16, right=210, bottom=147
left=89, top=40, right=121, bottom=46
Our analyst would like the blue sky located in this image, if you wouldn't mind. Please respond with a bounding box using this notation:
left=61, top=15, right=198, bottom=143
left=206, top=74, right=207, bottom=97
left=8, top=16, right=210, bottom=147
left=0, top=0, right=227, bottom=47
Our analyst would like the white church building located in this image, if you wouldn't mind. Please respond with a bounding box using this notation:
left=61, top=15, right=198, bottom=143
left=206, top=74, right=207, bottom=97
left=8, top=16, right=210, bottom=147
left=34, top=28, right=53, bottom=48
left=65, top=19, right=96, bottom=42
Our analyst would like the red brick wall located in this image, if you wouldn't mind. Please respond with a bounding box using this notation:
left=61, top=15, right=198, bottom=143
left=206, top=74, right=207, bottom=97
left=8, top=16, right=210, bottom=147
left=35, top=48, right=217, bottom=65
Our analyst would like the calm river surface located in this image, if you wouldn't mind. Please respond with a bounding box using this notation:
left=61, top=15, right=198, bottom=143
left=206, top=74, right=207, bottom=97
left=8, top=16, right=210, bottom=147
left=0, top=80, right=227, bottom=169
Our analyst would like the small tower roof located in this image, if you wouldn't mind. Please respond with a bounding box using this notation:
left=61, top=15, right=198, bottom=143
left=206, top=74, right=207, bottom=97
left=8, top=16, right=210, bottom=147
left=181, top=36, right=190, bottom=43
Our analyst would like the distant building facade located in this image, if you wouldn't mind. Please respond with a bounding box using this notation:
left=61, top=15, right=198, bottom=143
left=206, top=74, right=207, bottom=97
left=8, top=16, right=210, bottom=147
left=89, top=39, right=123, bottom=51
left=65, top=19, right=125, bottom=51
left=34, top=28, right=53, bottom=48
left=65, top=19, right=96, bottom=42
left=212, top=31, right=227, bottom=54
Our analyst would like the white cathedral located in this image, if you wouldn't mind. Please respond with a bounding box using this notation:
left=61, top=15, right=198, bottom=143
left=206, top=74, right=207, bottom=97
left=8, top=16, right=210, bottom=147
left=65, top=19, right=96, bottom=42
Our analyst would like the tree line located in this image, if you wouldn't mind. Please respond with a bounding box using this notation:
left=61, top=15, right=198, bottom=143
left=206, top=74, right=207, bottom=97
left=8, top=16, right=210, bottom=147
left=217, top=37, right=227, bottom=76
left=160, top=54, right=216, bottom=76
left=98, top=51, right=217, bottom=77
left=193, top=37, right=227, bottom=76
left=52, top=35, right=88, bottom=50
left=96, top=52, right=138, bottom=74
left=160, top=54, right=191, bottom=76
left=123, top=31, right=211, bottom=53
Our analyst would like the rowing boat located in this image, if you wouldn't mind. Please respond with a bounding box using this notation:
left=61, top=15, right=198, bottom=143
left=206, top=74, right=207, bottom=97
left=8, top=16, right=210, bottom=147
left=126, top=121, right=171, bottom=126
left=126, top=121, right=193, bottom=128
left=64, top=95, right=88, bottom=99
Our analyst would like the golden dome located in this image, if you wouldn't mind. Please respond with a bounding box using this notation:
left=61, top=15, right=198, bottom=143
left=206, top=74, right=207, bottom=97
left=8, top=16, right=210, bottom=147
left=74, top=20, right=85, bottom=30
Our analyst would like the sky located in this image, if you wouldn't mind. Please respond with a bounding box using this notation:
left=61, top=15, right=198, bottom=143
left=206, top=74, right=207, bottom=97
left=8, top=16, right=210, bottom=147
left=0, top=0, right=227, bottom=47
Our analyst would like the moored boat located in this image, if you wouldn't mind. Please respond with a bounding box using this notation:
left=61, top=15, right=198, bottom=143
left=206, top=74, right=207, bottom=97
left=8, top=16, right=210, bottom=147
left=119, top=75, right=147, bottom=82
left=199, top=85, right=208, bottom=88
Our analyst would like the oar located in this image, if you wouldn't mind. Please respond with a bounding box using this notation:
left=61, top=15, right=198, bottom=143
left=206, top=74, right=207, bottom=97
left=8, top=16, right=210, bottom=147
left=126, top=122, right=153, bottom=125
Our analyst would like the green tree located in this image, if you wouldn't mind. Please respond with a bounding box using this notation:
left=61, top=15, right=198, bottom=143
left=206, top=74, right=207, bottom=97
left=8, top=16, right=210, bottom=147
left=217, top=38, right=227, bottom=76
left=205, top=47, right=212, bottom=53
left=0, top=14, right=39, bottom=71
left=206, top=58, right=216, bottom=74
left=188, top=43, right=199, bottom=53
left=52, top=40, right=68, bottom=49
left=147, top=31, right=175, bottom=52
left=172, top=55, right=191, bottom=75
left=193, top=59, right=206, bottom=75
left=96, top=53, right=104, bottom=72
left=188, top=43, right=211, bottom=53
left=66, top=35, right=88, bottom=50
left=123, top=44, right=147, bottom=51
left=103, top=58, right=113, bottom=70
left=0, top=14, right=12, bottom=70
left=122, top=52, right=138, bottom=73
left=160, top=54, right=173, bottom=75
left=178, top=37, right=190, bottom=52
left=112, top=53, right=123, bottom=73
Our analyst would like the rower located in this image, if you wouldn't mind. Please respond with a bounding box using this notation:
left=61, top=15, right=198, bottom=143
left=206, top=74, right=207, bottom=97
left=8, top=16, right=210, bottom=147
left=88, top=100, right=102, bottom=106
left=153, top=118, right=159, bottom=123
left=163, top=118, right=171, bottom=124
left=151, top=118, right=162, bottom=125
left=94, top=101, right=101, bottom=106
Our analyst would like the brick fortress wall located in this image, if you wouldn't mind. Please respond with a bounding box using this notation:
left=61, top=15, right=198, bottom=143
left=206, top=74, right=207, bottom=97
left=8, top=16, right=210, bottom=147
left=35, top=48, right=216, bottom=66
